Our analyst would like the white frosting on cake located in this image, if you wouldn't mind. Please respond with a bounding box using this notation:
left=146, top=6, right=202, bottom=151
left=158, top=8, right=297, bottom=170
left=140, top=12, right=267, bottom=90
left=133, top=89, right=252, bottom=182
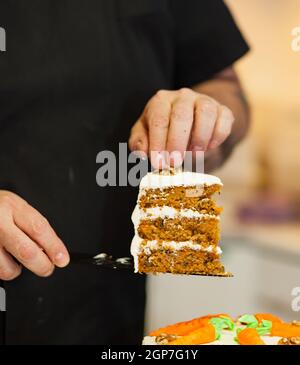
left=142, top=336, right=157, bottom=345
left=131, top=206, right=219, bottom=225
left=131, top=236, right=221, bottom=273
left=261, top=336, right=282, bottom=345
left=140, top=171, right=222, bottom=189
left=142, top=329, right=282, bottom=346
left=131, top=235, right=140, bottom=273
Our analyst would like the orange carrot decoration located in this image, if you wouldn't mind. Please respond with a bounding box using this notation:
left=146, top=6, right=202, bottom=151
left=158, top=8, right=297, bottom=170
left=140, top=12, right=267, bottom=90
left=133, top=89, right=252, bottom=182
left=168, top=324, right=216, bottom=345
left=149, top=314, right=230, bottom=337
left=255, top=313, right=282, bottom=324
left=203, top=313, right=234, bottom=322
left=149, top=317, right=208, bottom=337
left=237, top=328, right=265, bottom=345
left=271, top=322, right=300, bottom=337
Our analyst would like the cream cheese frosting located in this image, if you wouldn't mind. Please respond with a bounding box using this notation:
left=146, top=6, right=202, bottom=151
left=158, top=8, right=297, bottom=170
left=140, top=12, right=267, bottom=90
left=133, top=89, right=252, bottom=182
left=131, top=206, right=219, bottom=226
left=139, top=171, right=222, bottom=189
left=142, top=331, right=282, bottom=346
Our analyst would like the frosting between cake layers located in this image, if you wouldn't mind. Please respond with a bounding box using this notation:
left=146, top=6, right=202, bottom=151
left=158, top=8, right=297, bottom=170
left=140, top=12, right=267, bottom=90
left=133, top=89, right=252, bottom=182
left=130, top=235, right=222, bottom=272
left=139, top=171, right=222, bottom=189
left=131, top=206, right=219, bottom=226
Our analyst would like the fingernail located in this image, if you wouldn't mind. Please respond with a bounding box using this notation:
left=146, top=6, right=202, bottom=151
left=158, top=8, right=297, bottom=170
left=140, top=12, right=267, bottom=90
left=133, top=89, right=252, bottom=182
left=169, top=151, right=183, bottom=167
left=133, top=150, right=148, bottom=161
left=192, top=145, right=205, bottom=152
left=132, top=140, right=148, bottom=161
left=151, top=151, right=167, bottom=169
left=158, top=153, right=167, bottom=169
left=55, top=252, right=69, bottom=267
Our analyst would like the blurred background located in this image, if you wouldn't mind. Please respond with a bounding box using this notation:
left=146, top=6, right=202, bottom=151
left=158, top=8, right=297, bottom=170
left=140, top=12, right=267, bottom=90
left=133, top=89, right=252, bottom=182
left=145, top=0, right=300, bottom=332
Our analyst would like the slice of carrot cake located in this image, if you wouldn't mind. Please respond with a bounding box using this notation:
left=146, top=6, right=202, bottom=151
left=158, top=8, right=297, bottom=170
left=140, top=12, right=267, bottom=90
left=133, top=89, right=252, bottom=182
left=131, top=169, right=230, bottom=276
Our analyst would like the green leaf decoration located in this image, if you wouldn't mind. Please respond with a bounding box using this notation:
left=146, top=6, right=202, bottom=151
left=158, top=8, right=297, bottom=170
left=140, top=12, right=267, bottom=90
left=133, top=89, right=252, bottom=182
left=209, top=317, right=235, bottom=340
left=247, top=322, right=258, bottom=328
left=234, top=328, right=242, bottom=343
left=215, top=328, right=221, bottom=340
left=238, top=315, right=272, bottom=336
left=219, top=316, right=235, bottom=331
left=238, top=314, right=258, bottom=327
left=256, top=320, right=272, bottom=336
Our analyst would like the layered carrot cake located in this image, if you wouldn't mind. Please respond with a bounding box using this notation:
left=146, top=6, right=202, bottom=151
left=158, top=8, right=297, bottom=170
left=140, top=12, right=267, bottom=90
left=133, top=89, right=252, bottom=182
left=143, top=313, right=300, bottom=345
left=131, top=169, right=230, bottom=276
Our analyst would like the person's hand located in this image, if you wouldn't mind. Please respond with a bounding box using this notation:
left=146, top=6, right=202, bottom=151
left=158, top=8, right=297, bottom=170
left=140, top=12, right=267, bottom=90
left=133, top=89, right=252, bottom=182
left=129, top=88, right=234, bottom=169
left=0, top=191, right=70, bottom=280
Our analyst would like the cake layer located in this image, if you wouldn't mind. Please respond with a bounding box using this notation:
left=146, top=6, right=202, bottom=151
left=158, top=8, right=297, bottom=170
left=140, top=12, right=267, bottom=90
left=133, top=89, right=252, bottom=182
left=137, top=248, right=225, bottom=275
left=137, top=217, right=220, bottom=245
left=139, top=186, right=221, bottom=214
left=130, top=236, right=222, bottom=272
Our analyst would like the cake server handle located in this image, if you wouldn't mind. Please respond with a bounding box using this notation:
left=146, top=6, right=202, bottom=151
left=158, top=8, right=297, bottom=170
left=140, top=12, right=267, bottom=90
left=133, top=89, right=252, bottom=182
left=70, top=252, right=134, bottom=270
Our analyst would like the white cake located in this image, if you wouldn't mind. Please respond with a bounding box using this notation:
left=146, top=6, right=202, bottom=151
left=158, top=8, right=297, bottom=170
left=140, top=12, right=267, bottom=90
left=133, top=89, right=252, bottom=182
left=143, top=313, right=300, bottom=345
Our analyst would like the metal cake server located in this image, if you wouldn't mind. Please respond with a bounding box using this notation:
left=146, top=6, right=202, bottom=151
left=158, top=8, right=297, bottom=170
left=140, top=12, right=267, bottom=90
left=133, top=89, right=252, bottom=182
left=70, top=252, right=134, bottom=270
left=70, top=252, right=232, bottom=276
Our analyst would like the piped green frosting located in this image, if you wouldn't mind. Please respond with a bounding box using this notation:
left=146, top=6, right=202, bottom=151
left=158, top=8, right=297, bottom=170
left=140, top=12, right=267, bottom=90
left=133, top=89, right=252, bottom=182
left=256, top=320, right=272, bottom=335
left=238, top=314, right=258, bottom=327
left=238, top=314, right=272, bottom=336
left=209, top=317, right=235, bottom=340
left=208, top=315, right=273, bottom=343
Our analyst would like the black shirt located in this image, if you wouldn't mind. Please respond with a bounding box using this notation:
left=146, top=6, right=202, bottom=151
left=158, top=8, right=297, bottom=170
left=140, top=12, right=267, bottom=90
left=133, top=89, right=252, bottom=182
left=0, top=0, right=249, bottom=344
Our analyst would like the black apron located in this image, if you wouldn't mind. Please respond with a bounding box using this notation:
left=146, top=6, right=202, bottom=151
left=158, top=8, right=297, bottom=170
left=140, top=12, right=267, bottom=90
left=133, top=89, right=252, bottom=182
left=0, top=0, right=249, bottom=344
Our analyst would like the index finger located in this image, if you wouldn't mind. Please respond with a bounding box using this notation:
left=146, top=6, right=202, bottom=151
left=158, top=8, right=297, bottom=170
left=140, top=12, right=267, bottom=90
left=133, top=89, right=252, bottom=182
left=13, top=201, right=70, bottom=268
left=166, top=91, right=195, bottom=166
left=146, top=91, right=172, bottom=169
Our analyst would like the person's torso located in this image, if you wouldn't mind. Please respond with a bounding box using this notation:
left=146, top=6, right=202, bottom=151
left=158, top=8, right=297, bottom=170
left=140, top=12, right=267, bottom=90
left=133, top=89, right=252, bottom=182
left=0, top=0, right=177, bottom=344
left=0, top=0, right=175, bottom=253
